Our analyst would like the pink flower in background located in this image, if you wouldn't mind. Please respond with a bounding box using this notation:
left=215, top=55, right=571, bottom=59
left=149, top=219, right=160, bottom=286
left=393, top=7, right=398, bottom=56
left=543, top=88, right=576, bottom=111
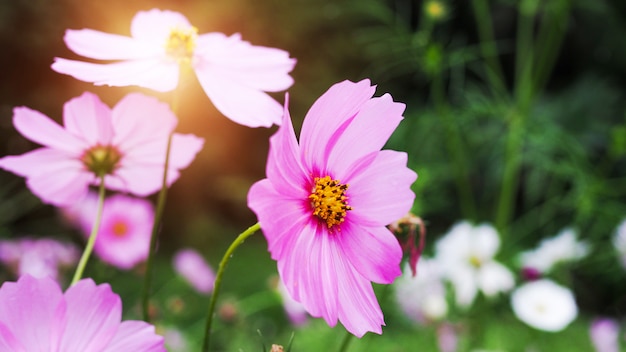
left=248, top=79, right=417, bottom=337
left=0, top=237, right=79, bottom=281
left=590, top=318, right=620, bottom=352
left=275, top=278, right=308, bottom=326
left=52, top=9, right=296, bottom=127
left=394, top=260, right=448, bottom=324
left=0, top=92, right=204, bottom=206
left=173, top=248, right=215, bottom=294
left=63, top=192, right=154, bottom=269
left=0, top=275, right=165, bottom=351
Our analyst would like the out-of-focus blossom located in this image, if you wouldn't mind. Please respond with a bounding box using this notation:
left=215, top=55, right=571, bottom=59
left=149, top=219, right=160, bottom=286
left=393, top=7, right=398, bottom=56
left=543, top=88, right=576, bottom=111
left=161, top=327, right=188, bottom=352
left=511, top=279, right=578, bottom=332
left=435, top=221, right=514, bottom=308
left=613, top=219, right=626, bottom=269
left=248, top=79, right=417, bottom=337
left=63, top=192, right=154, bottom=269
left=590, top=318, right=620, bottom=352
left=0, top=237, right=79, bottom=281
left=275, top=277, right=308, bottom=326
left=437, top=323, right=458, bottom=352
left=520, top=228, right=589, bottom=274
left=173, top=248, right=215, bottom=294
left=52, top=9, right=296, bottom=128
left=0, top=92, right=203, bottom=206
left=0, top=275, right=165, bottom=351
left=394, top=260, right=447, bottom=324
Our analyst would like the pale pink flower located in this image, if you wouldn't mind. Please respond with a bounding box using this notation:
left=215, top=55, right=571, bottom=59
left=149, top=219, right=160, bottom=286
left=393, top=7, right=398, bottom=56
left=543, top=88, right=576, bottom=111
left=0, top=92, right=204, bottom=206
left=173, top=248, right=215, bottom=294
left=247, top=79, right=417, bottom=337
left=0, top=274, right=165, bottom=351
left=63, top=192, right=154, bottom=269
left=394, top=260, right=448, bottom=324
left=613, top=218, right=626, bottom=269
left=590, top=318, right=620, bottom=352
left=276, top=278, right=308, bottom=326
left=52, top=9, right=296, bottom=128
left=0, top=237, right=79, bottom=281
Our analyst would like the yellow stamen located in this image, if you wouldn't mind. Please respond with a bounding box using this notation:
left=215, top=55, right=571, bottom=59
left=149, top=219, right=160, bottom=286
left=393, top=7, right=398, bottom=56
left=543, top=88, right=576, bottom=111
left=309, top=176, right=352, bottom=229
left=165, top=26, right=198, bottom=64
left=112, top=221, right=128, bottom=237
left=81, top=145, right=122, bottom=177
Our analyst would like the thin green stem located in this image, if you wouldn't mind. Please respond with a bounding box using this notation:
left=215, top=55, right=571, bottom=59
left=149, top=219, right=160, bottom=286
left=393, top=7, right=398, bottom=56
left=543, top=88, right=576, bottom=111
left=70, top=177, right=106, bottom=285
left=142, top=89, right=180, bottom=321
left=471, top=0, right=507, bottom=96
left=337, top=330, right=354, bottom=352
left=202, top=222, right=261, bottom=352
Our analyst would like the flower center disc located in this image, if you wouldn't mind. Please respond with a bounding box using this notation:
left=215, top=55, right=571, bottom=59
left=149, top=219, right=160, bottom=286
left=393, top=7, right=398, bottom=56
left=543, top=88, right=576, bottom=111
left=112, top=221, right=128, bottom=237
left=309, top=175, right=352, bottom=229
left=81, top=145, right=122, bottom=177
left=165, top=26, right=198, bottom=64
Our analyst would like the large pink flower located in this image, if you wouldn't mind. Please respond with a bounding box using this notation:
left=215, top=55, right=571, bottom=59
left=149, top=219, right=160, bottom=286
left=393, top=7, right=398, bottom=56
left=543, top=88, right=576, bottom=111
left=63, top=192, right=154, bottom=269
left=0, top=275, right=165, bottom=351
left=247, top=79, right=417, bottom=337
left=0, top=92, right=204, bottom=206
left=51, top=9, right=296, bottom=128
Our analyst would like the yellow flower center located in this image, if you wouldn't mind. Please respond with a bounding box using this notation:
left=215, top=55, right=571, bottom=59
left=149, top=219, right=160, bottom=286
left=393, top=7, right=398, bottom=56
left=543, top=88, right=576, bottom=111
left=165, top=26, right=198, bottom=64
left=309, top=176, right=352, bottom=229
left=81, top=145, right=122, bottom=177
left=112, top=221, right=128, bottom=237
left=469, top=254, right=483, bottom=268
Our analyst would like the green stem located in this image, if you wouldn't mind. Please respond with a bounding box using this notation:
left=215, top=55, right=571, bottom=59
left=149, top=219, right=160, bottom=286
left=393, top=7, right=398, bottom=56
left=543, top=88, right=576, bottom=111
left=142, top=89, right=180, bottom=321
left=202, top=222, right=261, bottom=352
left=470, top=0, right=507, bottom=96
left=337, top=330, right=354, bottom=352
left=70, top=177, right=106, bottom=285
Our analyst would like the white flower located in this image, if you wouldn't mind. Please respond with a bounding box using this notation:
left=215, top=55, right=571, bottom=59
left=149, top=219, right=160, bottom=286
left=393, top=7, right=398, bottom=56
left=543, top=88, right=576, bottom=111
left=435, top=221, right=514, bottom=308
left=394, top=259, right=448, bottom=323
left=613, top=219, right=626, bottom=269
left=520, top=227, right=589, bottom=273
left=511, top=279, right=578, bottom=332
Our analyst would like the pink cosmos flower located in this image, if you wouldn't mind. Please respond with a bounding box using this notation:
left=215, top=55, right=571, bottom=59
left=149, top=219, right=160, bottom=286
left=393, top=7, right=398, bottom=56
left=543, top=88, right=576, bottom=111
left=63, top=192, right=154, bottom=269
left=173, top=248, right=215, bottom=294
left=0, top=274, right=165, bottom=351
left=0, top=237, right=79, bottom=282
left=0, top=92, right=204, bottom=206
left=247, top=79, right=417, bottom=337
left=51, top=9, right=296, bottom=128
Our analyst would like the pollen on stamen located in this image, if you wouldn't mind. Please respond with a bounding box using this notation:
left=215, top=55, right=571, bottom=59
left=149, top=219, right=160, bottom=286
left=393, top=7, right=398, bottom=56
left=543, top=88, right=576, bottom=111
left=165, top=26, right=198, bottom=64
left=309, top=175, right=352, bottom=229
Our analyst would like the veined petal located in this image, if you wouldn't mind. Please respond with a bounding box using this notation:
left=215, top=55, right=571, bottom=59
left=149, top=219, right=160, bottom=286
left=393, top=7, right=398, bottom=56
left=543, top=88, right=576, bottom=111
left=265, top=97, right=309, bottom=196
left=0, top=276, right=65, bottom=351
left=131, top=9, right=192, bottom=43
left=12, top=107, right=85, bottom=152
left=0, top=322, right=24, bottom=351
left=104, top=321, right=165, bottom=352
left=299, top=79, right=376, bottom=172
left=194, top=66, right=283, bottom=127
left=347, top=150, right=417, bottom=226
left=337, top=222, right=402, bottom=284
left=63, top=92, right=114, bottom=145
left=59, top=280, right=120, bottom=351
left=52, top=58, right=179, bottom=92
left=195, top=33, right=295, bottom=92
left=328, top=94, right=405, bottom=177
left=63, top=29, right=160, bottom=60
left=335, top=251, right=384, bottom=337
left=111, top=93, right=177, bottom=151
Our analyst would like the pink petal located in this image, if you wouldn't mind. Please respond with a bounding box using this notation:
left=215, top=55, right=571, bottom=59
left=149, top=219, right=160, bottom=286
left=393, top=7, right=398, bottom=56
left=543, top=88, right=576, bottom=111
left=104, top=321, right=165, bottom=352
left=59, top=279, right=121, bottom=351
left=111, top=93, right=177, bottom=151
left=347, top=150, right=417, bottom=226
left=195, top=33, right=295, bottom=92
left=52, top=58, right=179, bottom=92
left=335, top=255, right=385, bottom=337
left=0, top=275, right=65, bottom=351
left=0, top=322, right=24, bottom=351
left=299, top=79, right=376, bottom=173
left=63, top=29, right=160, bottom=60
left=11, top=107, right=85, bottom=152
left=163, top=134, right=204, bottom=169
left=264, top=98, right=309, bottom=196
left=337, top=222, right=402, bottom=284
left=107, top=164, right=180, bottom=196
left=194, top=64, right=283, bottom=127
left=131, top=9, right=192, bottom=43
left=173, top=249, right=215, bottom=294
left=327, top=94, right=406, bottom=178
left=63, top=92, right=114, bottom=145
left=0, top=148, right=91, bottom=206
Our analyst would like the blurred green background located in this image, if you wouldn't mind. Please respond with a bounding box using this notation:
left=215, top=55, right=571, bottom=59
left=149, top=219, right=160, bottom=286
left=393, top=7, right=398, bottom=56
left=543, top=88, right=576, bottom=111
left=1, top=0, right=625, bottom=350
